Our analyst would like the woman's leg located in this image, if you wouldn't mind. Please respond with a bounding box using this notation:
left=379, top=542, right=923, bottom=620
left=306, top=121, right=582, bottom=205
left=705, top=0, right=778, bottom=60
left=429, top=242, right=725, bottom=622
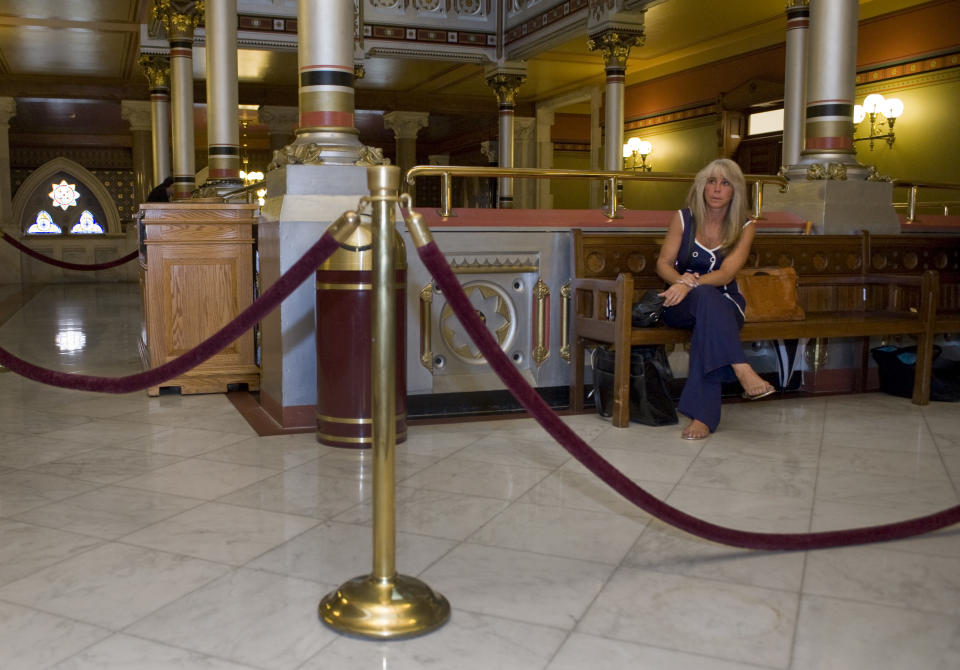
left=664, top=287, right=747, bottom=434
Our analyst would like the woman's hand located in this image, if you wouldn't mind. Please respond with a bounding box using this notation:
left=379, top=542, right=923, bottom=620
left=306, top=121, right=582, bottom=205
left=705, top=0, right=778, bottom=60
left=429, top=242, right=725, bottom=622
left=658, top=273, right=698, bottom=307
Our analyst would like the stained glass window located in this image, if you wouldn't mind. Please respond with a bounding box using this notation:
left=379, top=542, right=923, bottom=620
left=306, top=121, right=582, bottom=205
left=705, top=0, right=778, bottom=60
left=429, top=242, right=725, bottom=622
left=48, top=179, right=80, bottom=210
left=27, top=210, right=62, bottom=234
left=70, top=210, right=104, bottom=234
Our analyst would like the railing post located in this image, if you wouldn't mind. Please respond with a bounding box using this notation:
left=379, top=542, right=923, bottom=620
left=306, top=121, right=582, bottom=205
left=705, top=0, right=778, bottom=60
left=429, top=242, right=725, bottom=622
left=439, top=172, right=455, bottom=218
left=907, top=185, right=919, bottom=223
left=319, top=165, right=450, bottom=639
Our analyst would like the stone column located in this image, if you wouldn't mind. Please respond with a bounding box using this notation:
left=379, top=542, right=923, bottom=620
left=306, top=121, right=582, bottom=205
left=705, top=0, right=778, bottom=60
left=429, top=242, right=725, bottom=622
left=792, top=0, right=862, bottom=178
left=287, top=0, right=362, bottom=165
left=587, top=4, right=645, bottom=172
left=120, top=100, right=154, bottom=204
left=484, top=63, right=526, bottom=209
left=152, top=0, right=203, bottom=200
left=202, top=0, right=242, bottom=193
left=138, top=54, right=171, bottom=186
left=0, top=97, right=18, bottom=283
left=382, top=110, right=429, bottom=181
left=535, top=108, right=554, bottom=210
left=514, top=116, right=536, bottom=209
left=782, top=0, right=810, bottom=169
left=766, top=0, right=899, bottom=234
left=259, top=105, right=298, bottom=153
left=0, top=97, right=16, bottom=226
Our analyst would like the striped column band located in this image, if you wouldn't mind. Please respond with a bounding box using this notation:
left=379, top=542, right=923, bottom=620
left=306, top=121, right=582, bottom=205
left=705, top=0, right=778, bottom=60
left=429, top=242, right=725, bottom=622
left=786, top=4, right=809, bottom=30
left=805, top=98, right=854, bottom=151
left=605, top=65, right=626, bottom=84
left=150, top=87, right=169, bottom=102
left=299, top=65, right=355, bottom=130
left=208, top=145, right=240, bottom=179
left=169, top=38, right=193, bottom=59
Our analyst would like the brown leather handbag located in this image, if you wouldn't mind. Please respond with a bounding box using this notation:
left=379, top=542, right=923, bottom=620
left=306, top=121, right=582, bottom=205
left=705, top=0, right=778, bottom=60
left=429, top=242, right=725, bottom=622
left=735, top=267, right=805, bottom=322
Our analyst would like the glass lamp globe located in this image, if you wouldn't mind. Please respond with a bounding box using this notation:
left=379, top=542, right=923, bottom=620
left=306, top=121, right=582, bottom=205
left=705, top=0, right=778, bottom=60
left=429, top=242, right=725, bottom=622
left=853, top=105, right=866, bottom=124
left=882, top=97, right=904, bottom=119
left=862, top=93, right=886, bottom=114
left=637, top=140, right=652, bottom=156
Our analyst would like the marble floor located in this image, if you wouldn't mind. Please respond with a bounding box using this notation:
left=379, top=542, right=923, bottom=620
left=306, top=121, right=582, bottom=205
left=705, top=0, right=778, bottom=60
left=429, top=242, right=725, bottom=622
left=0, top=282, right=959, bottom=670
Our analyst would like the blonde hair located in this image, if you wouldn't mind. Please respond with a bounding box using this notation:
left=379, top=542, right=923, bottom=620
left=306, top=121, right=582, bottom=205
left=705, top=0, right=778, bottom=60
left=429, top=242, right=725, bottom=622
left=685, top=158, right=748, bottom=251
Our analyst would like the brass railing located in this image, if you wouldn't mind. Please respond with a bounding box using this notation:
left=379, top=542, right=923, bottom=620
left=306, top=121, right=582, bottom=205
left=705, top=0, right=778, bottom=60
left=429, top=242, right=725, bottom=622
left=892, top=180, right=960, bottom=223
left=405, top=166, right=788, bottom=220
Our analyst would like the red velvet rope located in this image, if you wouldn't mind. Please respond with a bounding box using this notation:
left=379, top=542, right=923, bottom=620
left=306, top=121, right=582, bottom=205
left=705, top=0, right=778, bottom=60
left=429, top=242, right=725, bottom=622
left=2, top=231, right=138, bottom=271
left=0, top=230, right=343, bottom=393
left=417, top=240, right=960, bottom=551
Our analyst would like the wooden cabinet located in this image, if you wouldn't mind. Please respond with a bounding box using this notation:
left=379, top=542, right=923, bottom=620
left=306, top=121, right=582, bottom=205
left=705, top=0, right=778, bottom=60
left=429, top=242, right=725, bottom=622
left=139, top=202, right=259, bottom=396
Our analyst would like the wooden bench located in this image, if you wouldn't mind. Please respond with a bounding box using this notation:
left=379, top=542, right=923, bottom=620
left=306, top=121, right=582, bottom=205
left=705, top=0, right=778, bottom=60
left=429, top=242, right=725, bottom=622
left=569, top=229, right=960, bottom=427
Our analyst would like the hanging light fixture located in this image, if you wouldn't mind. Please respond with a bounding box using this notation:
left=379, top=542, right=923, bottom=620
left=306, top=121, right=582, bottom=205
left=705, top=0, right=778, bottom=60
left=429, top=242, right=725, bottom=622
left=852, top=93, right=903, bottom=150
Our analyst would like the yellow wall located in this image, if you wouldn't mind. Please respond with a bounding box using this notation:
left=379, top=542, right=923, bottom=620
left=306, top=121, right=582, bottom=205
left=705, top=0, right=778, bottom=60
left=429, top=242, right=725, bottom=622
left=550, top=151, right=592, bottom=209
left=621, top=117, right=718, bottom=211
left=854, top=70, right=960, bottom=204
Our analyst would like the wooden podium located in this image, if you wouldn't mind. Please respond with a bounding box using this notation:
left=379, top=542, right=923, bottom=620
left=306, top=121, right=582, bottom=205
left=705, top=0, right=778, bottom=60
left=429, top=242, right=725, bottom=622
left=138, top=202, right=260, bottom=396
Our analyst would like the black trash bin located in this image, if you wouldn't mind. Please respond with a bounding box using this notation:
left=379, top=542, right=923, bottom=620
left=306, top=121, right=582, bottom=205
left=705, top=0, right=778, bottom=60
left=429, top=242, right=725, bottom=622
left=871, top=344, right=960, bottom=402
left=592, top=346, right=678, bottom=425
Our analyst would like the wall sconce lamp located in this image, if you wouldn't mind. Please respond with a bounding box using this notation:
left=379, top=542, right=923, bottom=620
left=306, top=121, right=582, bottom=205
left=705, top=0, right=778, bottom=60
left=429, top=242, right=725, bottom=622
left=623, top=137, right=653, bottom=171
left=853, top=93, right=903, bottom=150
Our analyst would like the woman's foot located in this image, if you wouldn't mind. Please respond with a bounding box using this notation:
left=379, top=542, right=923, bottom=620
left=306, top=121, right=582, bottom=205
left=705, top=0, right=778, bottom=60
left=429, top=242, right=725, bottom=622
left=681, top=419, right=710, bottom=440
left=731, top=363, right=775, bottom=399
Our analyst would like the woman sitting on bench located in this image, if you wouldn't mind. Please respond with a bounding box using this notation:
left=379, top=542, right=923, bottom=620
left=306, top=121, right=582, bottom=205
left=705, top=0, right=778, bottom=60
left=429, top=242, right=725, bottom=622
left=656, top=158, right=775, bottom=440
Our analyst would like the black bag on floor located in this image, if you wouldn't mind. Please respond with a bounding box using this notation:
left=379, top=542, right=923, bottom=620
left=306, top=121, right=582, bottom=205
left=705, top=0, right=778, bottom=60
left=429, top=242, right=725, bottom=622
left=592, top=346, right=678, bottom=425
left=871, top=344, right=960, bottom=402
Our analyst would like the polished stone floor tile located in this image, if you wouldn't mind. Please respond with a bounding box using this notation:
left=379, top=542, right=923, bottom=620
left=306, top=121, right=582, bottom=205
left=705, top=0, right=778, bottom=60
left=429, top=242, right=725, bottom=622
left=13, top=484, right=203, bottom=540
left=0, top=542, right=229, bottom=629
left=125, top=568, right=339, bottom=670
left=664, top=484, right=813, bottom=533
left=680, top=455, right=816, bottom=499
left=564, top=443, right=696, bottom=484
left=0, top=600, right=111, bottom=670
left=118, top=458, right=278, bottom=499
left=217, top=469, right=370, bottom=519
left=578, top=568, right=798, bottom=668
left=27, top=446, right=184, bottom=484
left=305, top=609, right=568, bottom=670
left=420, top=543, right=613, bottom=630
left=122, top=502, right=318, bottom=565
left=546, top=632, right=769, bottom=670
left=623, top=519, right=806, bottom=591
left=467, top=501, right=647, bottom=564
left=198, top=434, right=329, bottom=470
left=791, top=594, right=960, bottom=670
left=518, top=467, right=670, bottom=518
left=0, top=470, right=99, bottom=517
left=333, top=485, right=511, bottom=541
left=803, top=545, right=960, bottom=615
left=249, top=520, right=456, bottom=585
left=0, top=519, right=103, bottom=586
left=122, top=426, right=252, bottom=458
left=398, top=456, right=553, bottom=500
left=48, top=633, right=259, bottom=670
left=0, top=434, right=100, bottom=469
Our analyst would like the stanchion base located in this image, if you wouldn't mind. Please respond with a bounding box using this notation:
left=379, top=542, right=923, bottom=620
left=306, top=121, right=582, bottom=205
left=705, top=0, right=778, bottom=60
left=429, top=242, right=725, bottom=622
left=319, top=573, right=450, bottom=639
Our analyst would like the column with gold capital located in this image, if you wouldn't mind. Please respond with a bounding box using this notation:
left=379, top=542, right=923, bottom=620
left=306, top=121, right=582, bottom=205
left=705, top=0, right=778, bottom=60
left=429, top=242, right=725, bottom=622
left=138, top=54, right=172, bottom=187
left=587, top=29, right=644, bottom=173
left=484, top=63, right=526, bottom=209
left=152, top=0, right=203, bottom=200
left=120, top=100, right=155, bottom=204
left=287, top=0, right=363, bottom=165
left=782, top=0, right=810, bottom=169
left=201, top=0, right=242, bottom=194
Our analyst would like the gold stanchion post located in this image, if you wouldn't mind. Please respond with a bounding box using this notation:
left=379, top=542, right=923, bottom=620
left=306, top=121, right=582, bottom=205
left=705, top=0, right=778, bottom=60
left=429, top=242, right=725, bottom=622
left=319, top=165, right=450, bottom=639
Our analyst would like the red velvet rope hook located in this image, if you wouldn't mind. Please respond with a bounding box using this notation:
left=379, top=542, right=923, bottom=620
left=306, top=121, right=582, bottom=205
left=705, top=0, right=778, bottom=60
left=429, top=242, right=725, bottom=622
left=0, top=230, right=343, bottom=393
left=1, top=231, right=138, bottom=271
left=417, top=240, right=960, bottom=552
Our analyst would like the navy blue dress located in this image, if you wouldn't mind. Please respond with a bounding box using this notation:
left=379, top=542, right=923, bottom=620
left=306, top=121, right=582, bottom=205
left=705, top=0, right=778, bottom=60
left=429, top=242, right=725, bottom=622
left=662, top=208, right=751, bottom=432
